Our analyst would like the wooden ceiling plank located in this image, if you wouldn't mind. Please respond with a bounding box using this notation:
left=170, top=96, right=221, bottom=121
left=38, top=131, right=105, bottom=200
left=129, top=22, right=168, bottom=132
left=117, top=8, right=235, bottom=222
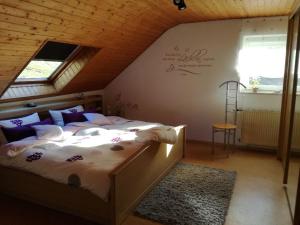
left=0, top=12, right=100, bottom=37
left=1, top=0, right=119, bottom=31
left=285, top=0, right=296, bottom=14
left=0, top=1, right=166, bottom=39
left=0, top=2, right=105, bottom=31
left=1, top=12, right=160, bottom=44
left=0, top=36, right=42, bottom=45
left=0, top=0, right=296, bottom=95
left=193, top=0, right=217, bottom=19
left=0, top=21, right=71, bottom=39
left=27, top=0, right=129, bottom=25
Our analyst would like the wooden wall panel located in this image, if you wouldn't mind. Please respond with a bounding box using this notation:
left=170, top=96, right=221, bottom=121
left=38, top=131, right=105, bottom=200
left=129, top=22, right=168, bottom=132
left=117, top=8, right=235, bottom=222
left=0, top=84, right=56, bottom=100
left=54, top=47, right=99, bottom=91
left=0, top=0, right=298, bottom=97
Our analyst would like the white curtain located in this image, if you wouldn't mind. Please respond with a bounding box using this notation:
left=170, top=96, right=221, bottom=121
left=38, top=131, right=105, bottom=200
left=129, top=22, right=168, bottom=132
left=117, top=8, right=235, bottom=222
left=237, top=16, right=288, bottom=91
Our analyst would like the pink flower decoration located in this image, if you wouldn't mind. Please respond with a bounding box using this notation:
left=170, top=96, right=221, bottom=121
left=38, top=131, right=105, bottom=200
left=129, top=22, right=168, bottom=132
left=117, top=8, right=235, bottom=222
left=129, top=129, right=140, bottom=132
left=10, top=119, right=23, bottom=127
left=111, top=137, right=121, bottom=143
left=26, top=152, right=43, bottom=162
left=66, top=155, right=83, bottom=162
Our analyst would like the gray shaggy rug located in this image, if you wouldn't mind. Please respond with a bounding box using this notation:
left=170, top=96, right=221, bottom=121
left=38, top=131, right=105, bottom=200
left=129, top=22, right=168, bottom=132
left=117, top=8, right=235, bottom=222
left=135, top=163, right=236, bottom=225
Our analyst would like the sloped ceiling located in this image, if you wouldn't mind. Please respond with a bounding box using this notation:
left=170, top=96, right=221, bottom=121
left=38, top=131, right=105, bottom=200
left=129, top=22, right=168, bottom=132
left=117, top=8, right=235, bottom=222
left=0, top=0, right=298, bottom=96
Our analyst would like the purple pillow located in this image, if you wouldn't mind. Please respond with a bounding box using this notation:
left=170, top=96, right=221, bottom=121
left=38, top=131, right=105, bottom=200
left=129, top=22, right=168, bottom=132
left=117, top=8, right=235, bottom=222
left=62, top=110, right=96, bottom=125
left=1, top=126, right=36, bottom=143
left=1, top=118, right=53, bottom=143
left=62, top=112, right=87, bottom=124
left=31, top=118, right=53, bottom=126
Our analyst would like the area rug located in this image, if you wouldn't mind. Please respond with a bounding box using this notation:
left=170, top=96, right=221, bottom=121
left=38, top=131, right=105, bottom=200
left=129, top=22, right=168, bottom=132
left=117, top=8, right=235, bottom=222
left=135, top=163, right=236, bottom=225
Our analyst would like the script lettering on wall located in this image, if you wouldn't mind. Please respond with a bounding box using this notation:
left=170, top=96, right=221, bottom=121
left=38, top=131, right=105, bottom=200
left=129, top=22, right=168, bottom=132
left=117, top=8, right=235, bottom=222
left=163, top=46, right=215, bottom=76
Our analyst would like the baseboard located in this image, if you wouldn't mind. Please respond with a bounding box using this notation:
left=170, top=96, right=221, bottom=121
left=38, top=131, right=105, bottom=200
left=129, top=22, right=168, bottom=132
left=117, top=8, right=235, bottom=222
left=187, top=139, right=277, bottom=153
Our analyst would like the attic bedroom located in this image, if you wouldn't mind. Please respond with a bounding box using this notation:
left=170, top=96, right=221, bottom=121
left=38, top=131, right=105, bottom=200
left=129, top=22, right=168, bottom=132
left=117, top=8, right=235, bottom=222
left=0, top=1, right=300, bottom=225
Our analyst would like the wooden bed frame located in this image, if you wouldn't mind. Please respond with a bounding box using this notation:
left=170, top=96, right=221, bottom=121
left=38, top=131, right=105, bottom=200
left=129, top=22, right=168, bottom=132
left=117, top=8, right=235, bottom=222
left=0, top=95, right=186, bottom=225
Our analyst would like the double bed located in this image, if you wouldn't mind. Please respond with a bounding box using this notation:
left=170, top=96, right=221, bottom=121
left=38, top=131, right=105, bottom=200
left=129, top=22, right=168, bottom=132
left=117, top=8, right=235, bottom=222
left=0, top=98, right=186, bottom=225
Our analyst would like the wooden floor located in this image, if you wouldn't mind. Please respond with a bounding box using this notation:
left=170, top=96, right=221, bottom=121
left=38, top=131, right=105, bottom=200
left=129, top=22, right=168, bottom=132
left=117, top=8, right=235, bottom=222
left=286, top=156, right=300, bottom=217
left=0, top=142, right=293, bottom=225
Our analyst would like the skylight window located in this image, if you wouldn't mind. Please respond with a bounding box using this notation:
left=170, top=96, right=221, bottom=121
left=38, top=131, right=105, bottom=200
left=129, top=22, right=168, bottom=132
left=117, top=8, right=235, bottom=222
left=15, top=41, right=79, bottom=82
left=17, top=61, right=63, bottom=80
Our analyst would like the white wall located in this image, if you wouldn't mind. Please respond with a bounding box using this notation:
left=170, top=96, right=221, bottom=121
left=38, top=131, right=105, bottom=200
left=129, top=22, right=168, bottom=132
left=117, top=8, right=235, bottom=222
left=104, top=17, right=290, bottom=142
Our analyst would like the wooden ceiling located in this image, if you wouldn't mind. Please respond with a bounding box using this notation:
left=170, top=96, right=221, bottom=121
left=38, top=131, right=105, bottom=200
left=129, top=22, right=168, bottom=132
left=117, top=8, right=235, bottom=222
left=0, top=0, right=298, bottom=97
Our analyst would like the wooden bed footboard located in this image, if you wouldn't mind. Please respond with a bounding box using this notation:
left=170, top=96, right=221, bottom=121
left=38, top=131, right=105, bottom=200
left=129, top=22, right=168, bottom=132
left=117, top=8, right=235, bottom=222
left=109, top=125, right=186, bottom=225
left=0, top=125, right=186, bottom=225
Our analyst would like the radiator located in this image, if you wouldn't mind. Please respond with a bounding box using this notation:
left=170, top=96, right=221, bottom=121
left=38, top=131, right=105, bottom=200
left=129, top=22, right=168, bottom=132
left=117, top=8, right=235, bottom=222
left=240, top=110, right=300, bottom=149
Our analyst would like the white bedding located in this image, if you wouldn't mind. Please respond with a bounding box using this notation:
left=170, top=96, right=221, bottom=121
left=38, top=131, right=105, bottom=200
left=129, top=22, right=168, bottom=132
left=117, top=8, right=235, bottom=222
left=0, top=120, right=181, bottom=201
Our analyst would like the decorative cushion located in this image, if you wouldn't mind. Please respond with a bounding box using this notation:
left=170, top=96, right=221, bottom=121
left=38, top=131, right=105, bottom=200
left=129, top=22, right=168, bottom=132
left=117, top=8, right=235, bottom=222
left=37, top=118, right=53, bottom=125
left=83, top=113, right=112, bottom=126
left=0, top=113, right=40, bottom=128
left=1, top=118, right=53, bottom=143
left=49, top=105, right=84, bottom=126
left=32, top=125, right=65, bottom=141
left=1, top=126, right=36, bottom=143
left=62, top=109, right=96, bottom=125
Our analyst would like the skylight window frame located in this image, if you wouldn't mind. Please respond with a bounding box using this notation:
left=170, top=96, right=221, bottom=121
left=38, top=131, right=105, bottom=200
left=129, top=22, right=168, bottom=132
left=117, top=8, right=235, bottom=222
left=14, top=41, right=81, bottom=85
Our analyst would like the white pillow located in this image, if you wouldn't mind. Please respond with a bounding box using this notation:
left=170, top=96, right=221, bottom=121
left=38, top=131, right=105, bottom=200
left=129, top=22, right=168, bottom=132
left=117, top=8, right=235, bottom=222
left=0, top=113, right=40, bottom=128
left=32, top=125, right=65, bottom=141
left=83, top=113, right=112, bottom=126
left=49, top=105, right=84, bottom=126
left=106, top=116, right=131, bottom=125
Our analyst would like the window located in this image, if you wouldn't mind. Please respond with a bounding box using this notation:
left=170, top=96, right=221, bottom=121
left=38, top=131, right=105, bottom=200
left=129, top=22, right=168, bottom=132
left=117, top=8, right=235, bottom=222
left=15, top=41, right=79, bottom=83
left=237, top=34, right=287, bottom=93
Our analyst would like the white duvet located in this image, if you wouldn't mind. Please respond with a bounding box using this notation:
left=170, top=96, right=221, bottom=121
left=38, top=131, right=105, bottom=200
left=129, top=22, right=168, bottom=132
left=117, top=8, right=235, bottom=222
left=0, top=120, right=182, bottom=201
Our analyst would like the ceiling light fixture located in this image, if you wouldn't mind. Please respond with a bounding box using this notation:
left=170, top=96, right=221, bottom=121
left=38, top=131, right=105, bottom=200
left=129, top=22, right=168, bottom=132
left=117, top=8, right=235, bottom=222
left=173, top=0, right=186, bottom=10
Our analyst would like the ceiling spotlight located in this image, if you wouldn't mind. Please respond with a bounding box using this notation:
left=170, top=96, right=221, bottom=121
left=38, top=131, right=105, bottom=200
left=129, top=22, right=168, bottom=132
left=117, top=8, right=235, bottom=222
left=173, top=0, right=181, bottom=5
left=173, top=0, right=186, bottom=10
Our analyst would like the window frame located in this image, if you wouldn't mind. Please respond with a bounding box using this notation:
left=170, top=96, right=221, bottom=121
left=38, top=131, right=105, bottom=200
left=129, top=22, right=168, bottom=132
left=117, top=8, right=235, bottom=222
left=237, top=34, right=288, bottom=94
left=14, top=41, right=81, bottom=85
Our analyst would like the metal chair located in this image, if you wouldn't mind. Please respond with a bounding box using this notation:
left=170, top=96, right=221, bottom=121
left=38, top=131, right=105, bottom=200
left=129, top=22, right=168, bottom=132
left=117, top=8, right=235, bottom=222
left=212, top=80, right=246, bottom=157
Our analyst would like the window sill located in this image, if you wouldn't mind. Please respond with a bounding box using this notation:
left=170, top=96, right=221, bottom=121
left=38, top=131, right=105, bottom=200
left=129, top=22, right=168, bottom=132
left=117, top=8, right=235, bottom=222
left=240, top=90, right=283, bottom=95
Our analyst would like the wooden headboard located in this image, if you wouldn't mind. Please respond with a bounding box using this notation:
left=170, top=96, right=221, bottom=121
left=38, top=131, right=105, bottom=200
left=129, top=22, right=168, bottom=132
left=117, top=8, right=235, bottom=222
left=0, top=94, right=103, bottom=120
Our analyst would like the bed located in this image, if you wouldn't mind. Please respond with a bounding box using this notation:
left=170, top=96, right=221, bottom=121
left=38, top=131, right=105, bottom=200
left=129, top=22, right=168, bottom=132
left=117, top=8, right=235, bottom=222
left=0, top=98, right=186, bottom=225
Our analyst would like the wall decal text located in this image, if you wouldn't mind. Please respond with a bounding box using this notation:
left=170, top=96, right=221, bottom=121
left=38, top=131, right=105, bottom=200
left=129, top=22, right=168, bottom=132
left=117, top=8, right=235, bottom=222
left=163, top=46, right=215, bottom=76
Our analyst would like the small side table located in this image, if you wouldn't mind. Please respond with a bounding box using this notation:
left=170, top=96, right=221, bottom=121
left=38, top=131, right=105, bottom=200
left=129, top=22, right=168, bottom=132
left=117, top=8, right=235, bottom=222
left=212, top=123, right=237, bottom=157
